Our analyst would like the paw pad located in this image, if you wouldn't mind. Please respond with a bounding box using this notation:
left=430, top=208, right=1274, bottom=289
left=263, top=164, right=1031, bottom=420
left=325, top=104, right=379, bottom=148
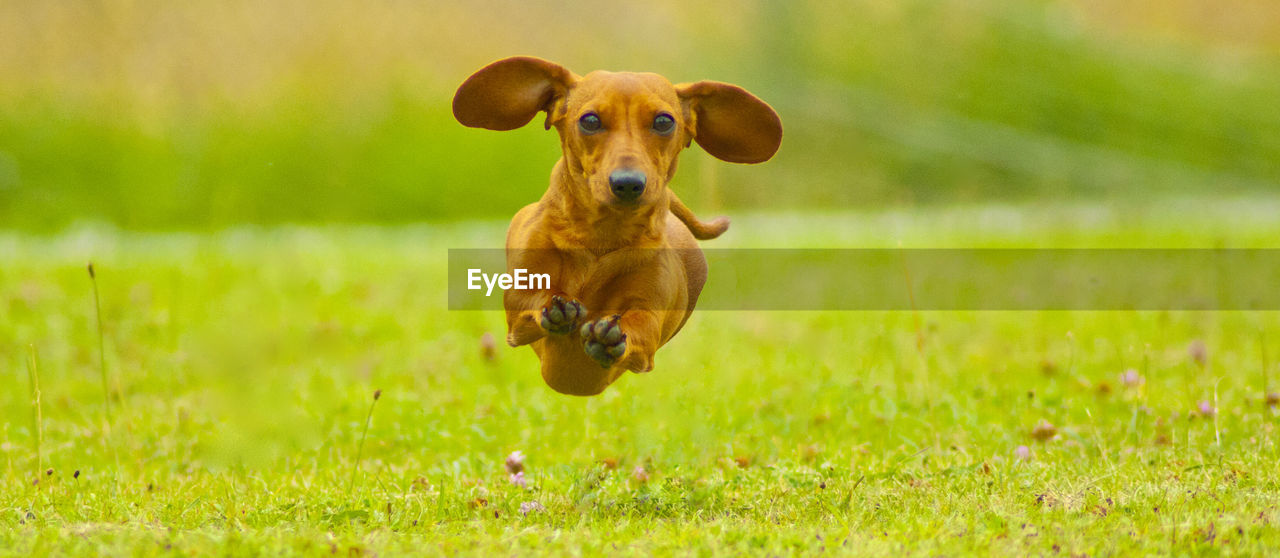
left=580, top=314, right=626, bottom=368
left=540, top=295, right=584, bottom=335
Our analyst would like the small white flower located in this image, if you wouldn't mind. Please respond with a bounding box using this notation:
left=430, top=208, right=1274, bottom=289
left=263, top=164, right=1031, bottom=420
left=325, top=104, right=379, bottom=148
left=1120, top=368, right=1143, bottom=387
left=1196, top=400, right=1216, bottom=417
left=631, top=465, right=650, bottom=483
left=519, top=501, right=544, bottom=516
left=504, top=451, right=525, bottom=474
left=1014, top=445, right=1032, bottom=460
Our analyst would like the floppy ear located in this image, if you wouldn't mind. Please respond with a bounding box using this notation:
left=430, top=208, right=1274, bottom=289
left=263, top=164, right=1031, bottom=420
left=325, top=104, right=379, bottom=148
left=676, top=81, right=783, bottom=164
left=453, top=56, right=578, bottom=131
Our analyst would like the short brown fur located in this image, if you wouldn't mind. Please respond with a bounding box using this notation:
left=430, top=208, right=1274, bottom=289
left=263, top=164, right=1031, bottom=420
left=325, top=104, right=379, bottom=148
left=453, top=56, right=781, bottom=395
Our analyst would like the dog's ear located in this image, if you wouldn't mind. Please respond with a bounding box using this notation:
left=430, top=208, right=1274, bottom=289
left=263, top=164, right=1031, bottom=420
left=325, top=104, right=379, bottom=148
left=453, top=57, right=578, bottom=131
left=676, top=81, right=782, bottom=164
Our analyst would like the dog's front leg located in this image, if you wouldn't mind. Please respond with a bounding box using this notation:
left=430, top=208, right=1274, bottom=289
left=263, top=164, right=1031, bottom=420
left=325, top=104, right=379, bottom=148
left=579, top=310, right=660, bottom=373
left=505, top=290, right=587, bottom=347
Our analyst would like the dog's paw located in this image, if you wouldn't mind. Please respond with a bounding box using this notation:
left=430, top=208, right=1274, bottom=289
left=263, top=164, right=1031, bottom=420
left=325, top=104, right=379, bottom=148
left=540, top=295, right=585, bottom=335
left=580, top=314, right=626, bottom=368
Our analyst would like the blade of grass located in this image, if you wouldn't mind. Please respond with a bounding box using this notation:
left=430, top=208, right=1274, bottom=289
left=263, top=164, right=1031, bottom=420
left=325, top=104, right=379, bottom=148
left=347, top=389, right=383, bottom=499
left=88, top=262, right=111, bottom=423
left=26, top=345, right=43, bottom=476
left=88, top=261, right=122, bottom=493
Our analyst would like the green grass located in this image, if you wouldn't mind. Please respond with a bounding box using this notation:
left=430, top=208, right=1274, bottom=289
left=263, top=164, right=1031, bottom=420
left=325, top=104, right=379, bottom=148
left=3, top=198, right=1280, bottom=555
left=3, top=0, right=1280, bottom=230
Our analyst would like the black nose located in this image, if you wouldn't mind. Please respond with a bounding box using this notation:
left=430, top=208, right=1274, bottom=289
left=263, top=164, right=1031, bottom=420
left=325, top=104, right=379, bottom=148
left=608, top=169, right=646, bottom=202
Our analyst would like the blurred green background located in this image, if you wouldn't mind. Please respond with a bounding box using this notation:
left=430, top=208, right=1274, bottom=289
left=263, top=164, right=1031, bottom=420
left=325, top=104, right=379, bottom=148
left=1, top=0, right=1278, bottom=231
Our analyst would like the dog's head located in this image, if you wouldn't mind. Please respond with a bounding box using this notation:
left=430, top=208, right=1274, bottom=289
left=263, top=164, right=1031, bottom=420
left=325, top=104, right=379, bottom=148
left=453, top=56, right=782, bottom=209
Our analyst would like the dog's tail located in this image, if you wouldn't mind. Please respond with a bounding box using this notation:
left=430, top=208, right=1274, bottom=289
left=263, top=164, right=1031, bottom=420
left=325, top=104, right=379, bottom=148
left=670, top=194, right=730, bottom=240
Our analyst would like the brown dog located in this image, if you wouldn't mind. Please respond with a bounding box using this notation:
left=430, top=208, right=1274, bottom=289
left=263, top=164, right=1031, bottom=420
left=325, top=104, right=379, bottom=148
left=453, top=56, right=781, bottom=395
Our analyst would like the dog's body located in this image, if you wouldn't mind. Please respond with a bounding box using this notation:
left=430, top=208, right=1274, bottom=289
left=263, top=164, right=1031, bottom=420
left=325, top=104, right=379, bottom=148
left=453, top=57, right=781, bottom=395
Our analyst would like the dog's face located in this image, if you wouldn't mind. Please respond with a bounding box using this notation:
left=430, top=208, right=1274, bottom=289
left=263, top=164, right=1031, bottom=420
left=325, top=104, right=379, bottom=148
left=553, top=71, right=686, bottom=208
left=453, top=56, right=782, bottom=210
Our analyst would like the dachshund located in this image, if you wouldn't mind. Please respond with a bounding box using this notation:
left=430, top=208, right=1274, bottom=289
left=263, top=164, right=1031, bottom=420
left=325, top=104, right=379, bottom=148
left=453, top=56, right=781, bottom=395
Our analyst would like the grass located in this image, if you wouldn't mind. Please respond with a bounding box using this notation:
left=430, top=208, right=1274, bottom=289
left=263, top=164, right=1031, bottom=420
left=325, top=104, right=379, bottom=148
left=3, top=0, right=1280, bottom=230
left=2, top=198, right=1280, bottom=555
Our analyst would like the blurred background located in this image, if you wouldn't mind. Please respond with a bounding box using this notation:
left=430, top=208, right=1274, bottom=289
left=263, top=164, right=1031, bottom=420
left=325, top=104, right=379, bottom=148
left=1, top=0, right=1278, bottom=231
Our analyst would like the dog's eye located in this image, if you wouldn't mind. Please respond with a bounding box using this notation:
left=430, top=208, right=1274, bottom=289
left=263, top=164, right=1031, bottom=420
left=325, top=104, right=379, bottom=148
left=579, top=113, right=602, bottom=133
left=652, top=113, right=676, bottom=135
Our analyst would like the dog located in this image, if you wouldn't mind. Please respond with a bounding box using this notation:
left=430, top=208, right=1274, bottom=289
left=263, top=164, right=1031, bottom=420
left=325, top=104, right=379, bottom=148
left=453, top=56, right=781, bottom=395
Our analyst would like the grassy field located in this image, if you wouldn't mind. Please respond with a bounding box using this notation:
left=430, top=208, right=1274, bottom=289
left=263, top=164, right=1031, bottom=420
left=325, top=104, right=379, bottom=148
left=3, top=199, right=1279, bottom=555
left=5, top=1, right=1279, bottom=554
left=3, top=0, right=1280, bottom=229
